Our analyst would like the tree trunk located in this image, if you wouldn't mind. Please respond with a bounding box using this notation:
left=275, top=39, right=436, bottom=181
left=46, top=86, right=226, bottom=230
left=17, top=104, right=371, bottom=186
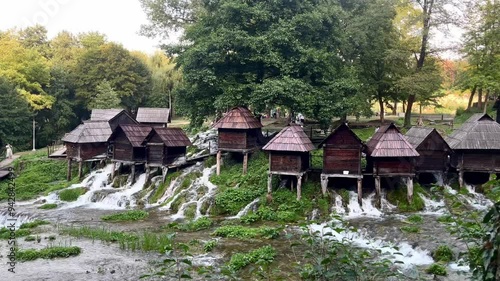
left=402, top=101, right=406, bottom=113
left=378, top=96, right=385, bottom=124
left=484, top=89, right=490, bottom=113
left=392, top=101, right=397, bottom=115
left=478, top=88, right=483, bottom=109
left=467, top=85, right=477, bottom=110
left=419, top=104, right=422, bottom=115
left=404, top=95, right=415, bottom=128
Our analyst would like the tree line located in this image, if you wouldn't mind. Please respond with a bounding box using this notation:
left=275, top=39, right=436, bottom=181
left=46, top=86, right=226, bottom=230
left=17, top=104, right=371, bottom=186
left=0, top=26, right=181, bottom=151
left=140, top=0, right=499, bottom=128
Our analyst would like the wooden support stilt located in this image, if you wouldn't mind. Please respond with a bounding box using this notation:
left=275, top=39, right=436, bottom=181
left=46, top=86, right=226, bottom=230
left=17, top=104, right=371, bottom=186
left=459, top=170, right=464, bottom=188
left=111, top=162, right=116, bottom=180
left=357, top=178, right=363, bottom=206
left=267, top=173, right=273, bottom=194
left=243, top=153, right=248, bottom=175
left=78, top=161, right=83, bottom=179
left=296, top=175, right=303, bottom=200
left=374, top=176, right=381, bottom=208
left=67, top=159, right=72, bottom=181
left=320, top=175, right=328, bottom=195
left=291, top=178, right=294, bottom=192
left=131, top=164, right=136, bottom=184
left=407, top=177, right=414, bottom=203
left=216, top=150, right=221, bottom=176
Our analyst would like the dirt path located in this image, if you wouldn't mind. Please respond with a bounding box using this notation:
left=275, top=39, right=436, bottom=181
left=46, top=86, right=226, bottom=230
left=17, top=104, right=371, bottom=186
left=0, top=154, right=20, bottom=169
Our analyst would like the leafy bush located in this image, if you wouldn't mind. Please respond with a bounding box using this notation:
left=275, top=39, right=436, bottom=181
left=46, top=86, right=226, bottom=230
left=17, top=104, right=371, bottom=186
left=212, top=225, right=280, bottom=239
left=400, top=226, right=420, bottom=233
left=101, top=210, right=149, bottom=221
left=386, top=183, right=425, bottom=212
left=407, top=214, right=423, bottom=224
left=167, top=217, right=214, bottom=232
left=204, top=156, right=216, bottom=168
left=240, top=213, right=260, bottom=224
left=226, top=246, right=276, bottom=271
left=426, top=263, right=447, bottom=276
left=432, top=245, right=453, bottom=262
left=16, top=246, right=81, bottom=261
left=38, top=203, right=58, bottom=209
left=203, top=239, right=218, bottom=252
left=59, top=187, right=86, bottom=202
left=20, top=220, right=50, bottom=229
left=0, top=228, right=31, bottom=239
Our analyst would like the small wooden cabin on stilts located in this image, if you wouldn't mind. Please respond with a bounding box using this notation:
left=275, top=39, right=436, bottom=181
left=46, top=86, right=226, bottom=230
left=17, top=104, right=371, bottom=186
left=212, top=107, right=264, bottom=175
left=446, top=113, right=500, bottom=187
left=318, top=123, right=364, bottom=205
left=109, top=124, right=153, bottom=183
left=404, top=127, right=451, bottom=180
left=262, top=125, right=315, bottom=200
left=136, top=107, right=171, bottom=127
left=366, top=123, right=419, bottom=206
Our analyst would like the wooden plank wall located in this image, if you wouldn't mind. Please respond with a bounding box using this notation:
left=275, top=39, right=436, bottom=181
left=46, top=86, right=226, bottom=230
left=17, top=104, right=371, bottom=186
left=219, top=130, right=247, bottom=150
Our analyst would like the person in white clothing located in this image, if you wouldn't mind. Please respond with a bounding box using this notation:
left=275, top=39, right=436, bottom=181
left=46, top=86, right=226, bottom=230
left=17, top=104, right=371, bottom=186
left=5, top=144, right=13, bottom=159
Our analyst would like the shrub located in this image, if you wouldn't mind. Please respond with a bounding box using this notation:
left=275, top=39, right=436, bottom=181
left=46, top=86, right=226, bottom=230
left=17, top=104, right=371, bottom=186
left=17, top=246, right=82, bottom=261
left=407, top=215, right=423, bottom=224
left=167, top=217, right=214, bottom=232
left=20, top=220, right=50, bottom=229
left=226, top=246, right=276, bottom=271
left=203, top=239, right=218, bottom=252
left=101, top=210, right=149, bottom=221
left=386, top=184, right=425, bottom=212
left=38, top=203, right=58, bottom=209
left=59, top=187, right=86, bottom=202
left=432, top=245, right=453, bottom=262
left=240, top=213, right=260, bottom=224
left=0, top=228, right=31, bottom=239
left=212, top=225, right=280, bottom=239
left=426, top=263, right=447, bottom=276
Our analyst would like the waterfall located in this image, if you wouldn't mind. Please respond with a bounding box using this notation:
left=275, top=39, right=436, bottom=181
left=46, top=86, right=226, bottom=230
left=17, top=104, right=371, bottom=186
left=0, top=212, right=32, bottom=229
left=346, top=192, right=382, bottom=219
left=461, top=185, right=493, bottom=210
left=228, top=198, right=260, bottom=219
left=419, top=194, right=446, bottom=215
left=331, top=194, right=345, bottom=214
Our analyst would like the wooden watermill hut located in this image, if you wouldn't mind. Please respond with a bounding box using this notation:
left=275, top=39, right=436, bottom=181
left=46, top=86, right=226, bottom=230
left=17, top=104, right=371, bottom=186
left=90, top=109, right=136, bottom=131
left=262, top=125, right=315, bottom=200
left=143, top=127, right=192, bottom=167
left=318, top=123, right=364, bottom=204
left=136, top=107, right=171, bottom=127
left=446, top=113, right=500, bottom=187
left=404, top=127, right=451, bottom=175
left=212, top=107, right=263, bottom=175
left=366, top=123, right=419, bottom=203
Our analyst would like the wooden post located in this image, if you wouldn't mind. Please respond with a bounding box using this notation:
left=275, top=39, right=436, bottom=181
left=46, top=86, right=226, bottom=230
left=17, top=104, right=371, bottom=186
left=357, top=178, right=363, bottom=206
left=291, top=177, right=294, bottom=192
left=407, top=177, right=414, bottom=203
left=243, top=153, right=248, bottom=175
left=320, top=175, right=328, bottom=195
left=459, top=170, right=464, bottom=188
left=296, top=174, right=303, bottom=200
left=131, top=164, right=136, bottom=185
left=67, top=159, right=72, bottom=181
left=267, top=173, right=273, bottom=194
left=111, top=162, right=116, bottom=180
left=374, top=176, right=381, bottom=208
left=216, top=150, right=221, bottom=176
left=78, top=161, right=83, bottom=179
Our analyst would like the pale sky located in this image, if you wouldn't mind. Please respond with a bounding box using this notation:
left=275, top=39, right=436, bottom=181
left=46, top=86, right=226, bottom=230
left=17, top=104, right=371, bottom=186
left=0, top=0, right=166, bottom=54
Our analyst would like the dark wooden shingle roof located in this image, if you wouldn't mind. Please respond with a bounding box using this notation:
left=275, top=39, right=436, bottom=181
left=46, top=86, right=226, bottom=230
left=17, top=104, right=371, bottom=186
left=446, top=113, right=500, bottom=150
left=263, top=125, right=315, bottom=152
left=62, top=121, right=112, bottom=143
left=405, top=127, right=451, bottom=150
left=318, top=123, right=362, bottom=147
left=149, top=128, right=192, bottom=147
left=118, top=124, right=153, bottom=147
left=90, top=109, right=124, bottom=121
left=212, top=107, right=262, bottom=129
left=366, top=123, right=419, bottom=157
left=136, top=107, right=171, bottom=124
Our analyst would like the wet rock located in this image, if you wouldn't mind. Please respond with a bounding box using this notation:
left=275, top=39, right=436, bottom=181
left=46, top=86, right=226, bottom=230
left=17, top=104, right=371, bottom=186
left=86, top=271, right=90, bottom=274
left=402, top=265, right=420, bottom=279
left=34, top=199, right=47, bottom=204
left=110, top=270, right=116, bottom=274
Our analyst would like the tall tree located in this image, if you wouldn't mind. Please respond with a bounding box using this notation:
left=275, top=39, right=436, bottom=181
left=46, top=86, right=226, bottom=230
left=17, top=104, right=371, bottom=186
left=88, top=80, right=121, bottom=109
left=0, top=78, right=32, bottom=149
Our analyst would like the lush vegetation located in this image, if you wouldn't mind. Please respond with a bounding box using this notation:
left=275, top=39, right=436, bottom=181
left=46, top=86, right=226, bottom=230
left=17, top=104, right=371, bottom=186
left=426, top=263, right=447, bottom=276
left=58, top=187, right=86, bottom=202
left=0, top=228, right=31, bottom=239
left=166, top=217, right=213, bottom=232
left=432, top=245, right=454, bottom=263
left=38, top=203, right=58, bottom=210
left=101, top=210, right=149, bottom=222
left=225, top=246, right=276, bottom=272
left=19, top=220, right=50, bottom=229
left=16, top=246, right=82, bottom=261
left=386, top=183, right=426, bottom=212
left=212, top=225, right=280, bottom=239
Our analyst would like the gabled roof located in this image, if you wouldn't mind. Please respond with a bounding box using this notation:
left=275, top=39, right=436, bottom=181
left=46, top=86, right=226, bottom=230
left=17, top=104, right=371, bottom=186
left=146, top=127, right=192, bottom=147
left=446, top=113, right=500, bottom=150
left=90, top=109, right=124, bottom=121
left=366, top=123, right=419, bottom=157
left=115, top=124, right=153, bottom=147
left=318, top=123, right=362, bottom=147
left=136, top=107, right=171, bottom=124
left=262, top=125, right=315, bottom=152
left=212, top=107, right=262, bottom=129
left=405, top=127, right=451, bottom=151
left=62, top=121, right=112, bottom=143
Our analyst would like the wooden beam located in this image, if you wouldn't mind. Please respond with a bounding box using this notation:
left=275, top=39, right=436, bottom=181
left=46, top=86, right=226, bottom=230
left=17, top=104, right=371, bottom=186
left=267, top=173, right=273, bottom=194
left=459, top=169, right=464, bottom=188
left=111, top=162, right=116, bottom=180
left=374, top=176, right=381, bottom=208
left=78, top=161, right=83, bottom=180
left=320, top=174, right=328, bottom=195
left=131, top=164, right=136, bottom=185
left=243, top=153, right=248, bottom=175
left=296, top=174, right=302, bottom=200
left=216, top=150, right=221, bottom=176
left=407, top=177, right=414, bottom=203
left=357, top=178, right=363, bottom=206
left=67, top=158, right=72, bottom=181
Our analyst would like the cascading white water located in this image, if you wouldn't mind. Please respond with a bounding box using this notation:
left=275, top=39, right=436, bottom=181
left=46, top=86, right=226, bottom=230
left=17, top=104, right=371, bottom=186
left=346, top=191, right=382, bottom=219
left=444, top=185, right=458, bottom=195
left=331, top=194, right=345, bottom=214
left=419, top=194, right=446, bottom=215
left=0, top=212, right=32, bottom=229
left=228, top=198, right=260, bottom=219
left=462, top=185, right=493, bottom=210
left=309, top=221, right=434, bottom=267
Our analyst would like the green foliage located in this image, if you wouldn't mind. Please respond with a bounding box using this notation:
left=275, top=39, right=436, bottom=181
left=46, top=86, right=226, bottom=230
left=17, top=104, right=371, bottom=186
left=432, top=245, right=453, bottom=263
left=212, top=225, right=280, bottom=239
left=203, top=239, right=218, bottom=253
left=426, top=263, right=447, bottom=276
left=58, top=187, right=86, bottom=202
left=240, top=213, right=260, bottom=224
left=24, top=235, right=36, bottom=242
left=226, top=246, right=276, bottom=272
left=20, top=220, right=50, bottom=229
left=167, top=217, right=214, bottom=232
left=38, top=203, right=58, bottom=210
left=400, top=226, right=420, bottom=233
left=150, top=171, right=181, bottom=204
left=407, top=214, right=423, bottom=224
left=310, top=150, right=323, bottom=169
left=386, top=183, right=425, bottom=212
left=437, top=215, right=454, bottom=224
left=0, top=77, right=31, bottom=149
left=0, top=228, right=31, bottom=239
left=204, top=156, right=216, bottom=168
left=101, top=210, right=149, bottom=222
left=16, top=246, right=81, bottom=261
left=88, top=80, right=121, bottom=109
left=353, top=128, right=376, bottom=142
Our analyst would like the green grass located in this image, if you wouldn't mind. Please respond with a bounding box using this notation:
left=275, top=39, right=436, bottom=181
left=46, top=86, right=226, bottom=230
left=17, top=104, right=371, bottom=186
left=352, top=127, right=376, bottom=141
left=212, top=225, right=280, bottom=239
left=0, top=228, right=31, bottom=239
left=226, top=246, right=276, bottom=271
left=101, top=210, right=149, bottom=222
left=386, top=184, right=426, bottom=212
left=59, top=187, right=87, bottom=202
left=426, top=263, right=447, bottom=276
left=400, top=226, right=420, bottom=233
left=20, top=220, right=50, bottom=229
left=0, top=151, right=77, bottom=201
left=38, top=203, right=58, bottom=209
left=166, top=217, right=213, bottom=232
left=432, top=245, right=453, bottom=262
left=150, top=171, right=181, bottom=204
left=407, top=214, right=424, bottom=224
left=16, top=246, right=81, bottom=261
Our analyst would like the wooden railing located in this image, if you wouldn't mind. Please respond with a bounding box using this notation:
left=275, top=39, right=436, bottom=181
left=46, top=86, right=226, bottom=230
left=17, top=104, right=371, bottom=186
left=47, top=140, right=63, bottom=157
